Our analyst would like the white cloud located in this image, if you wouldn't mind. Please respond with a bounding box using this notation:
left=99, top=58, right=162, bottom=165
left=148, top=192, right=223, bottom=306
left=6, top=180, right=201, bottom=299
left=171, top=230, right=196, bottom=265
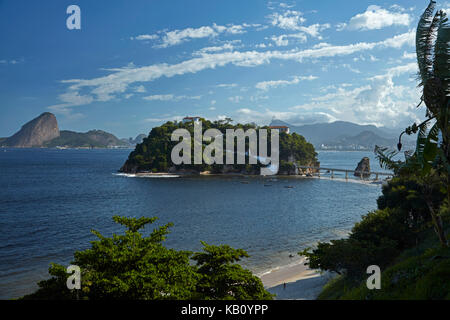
left=143, top=94, right=175, bottom=101
left=370, top=62, right=417, bottom=79
left=402, top=51, right=416, bottom=60
left=131, top=34, right=159, bottom=41
left=229, top=96, right=243, bottom=103
left=344, top=5, right=411, bottom=31
left=144, top=115, right=184, bottom=123
left=269, top=10, right=330, bottom=41
left=159, top=26, right=218, bottom=47
left=48, top=91, right=94, bottom=109
left=270, top=10, right=306, bottom=30
left=134, top=85, right=146, bottom=93
left=298, top=23, right=331, bottom=38
left=216, top=83, right=238, bottom=88
left=0, top=58, right=23, bottom=65
left=270, top=32, right=307, bottom=46
left=291, top=63, right=421, bottom=127
left=271, top=35, right=290, bottom=46
left=49, top=31, right=415, bottom=110
left=143, top=94, right=201, bottom=101
left=137, top=23, right=257, bottom=48
left=250, top=95, right=269, bottom=102
left=194, top=43, right=236, bottom=55
left=279, top=3, right=295, bottom=9
left=379, top=30, right=415, bottom=48
left=235, top=108, right=336, bottom=126
left=342, top=64, right=361, bottom=74
left=255, top=75, right=317, bottom=90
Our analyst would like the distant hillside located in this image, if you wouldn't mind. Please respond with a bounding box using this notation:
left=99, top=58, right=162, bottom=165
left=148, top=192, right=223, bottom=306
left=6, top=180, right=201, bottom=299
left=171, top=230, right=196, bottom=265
left=133, top=134, right=147, bottom=145
left=121, top=134, right=147, bottom=147
left=44, top=130, right=129, bottom=148
left=270, top=120, right=411, bottom=150
left=1, top=113, right=131, bottom=149
left=322, top=130, right=398, bottom=150
left=2, top=112, right=60, bottom=147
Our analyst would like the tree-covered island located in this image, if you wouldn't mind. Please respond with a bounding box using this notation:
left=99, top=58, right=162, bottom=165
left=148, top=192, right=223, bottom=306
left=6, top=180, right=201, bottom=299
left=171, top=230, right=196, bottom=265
left=120, top=118, right=319, bottom=175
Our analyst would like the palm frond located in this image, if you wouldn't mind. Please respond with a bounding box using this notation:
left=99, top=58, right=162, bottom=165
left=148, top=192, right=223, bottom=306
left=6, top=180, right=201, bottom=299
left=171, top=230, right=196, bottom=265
left=434, top=11, right=450, bottom=97
left=416, top=0, right=437, bottom=86
left=416, top=122, right=440, bottom=174
left=374, top=145, right=402, bottom=171
left=415, top=120, right=430, bottom=166
left=423, top=123, right=439, bottom=161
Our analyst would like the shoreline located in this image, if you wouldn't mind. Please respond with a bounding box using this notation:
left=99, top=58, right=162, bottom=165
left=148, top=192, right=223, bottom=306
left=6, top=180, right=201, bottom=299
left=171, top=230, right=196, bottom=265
left=259, top=257, right=335, bottom=300
left=116, top=171, right=388, bottom=186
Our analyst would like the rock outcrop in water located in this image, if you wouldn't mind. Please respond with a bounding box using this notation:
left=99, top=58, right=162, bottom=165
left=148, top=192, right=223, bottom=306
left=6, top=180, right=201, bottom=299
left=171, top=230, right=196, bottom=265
left=354, top=157, right=371, bottom=178
left=2, top=112, right=60, bottom=147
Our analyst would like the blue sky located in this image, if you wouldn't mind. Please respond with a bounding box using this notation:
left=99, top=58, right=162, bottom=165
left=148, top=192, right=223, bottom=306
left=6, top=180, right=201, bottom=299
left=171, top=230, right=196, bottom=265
left=0, top=0, right=447, bottom=138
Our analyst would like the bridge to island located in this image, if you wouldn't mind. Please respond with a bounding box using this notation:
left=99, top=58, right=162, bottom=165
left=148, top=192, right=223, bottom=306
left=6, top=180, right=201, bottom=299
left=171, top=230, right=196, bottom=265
left=297, top=166, right=394, bottom=181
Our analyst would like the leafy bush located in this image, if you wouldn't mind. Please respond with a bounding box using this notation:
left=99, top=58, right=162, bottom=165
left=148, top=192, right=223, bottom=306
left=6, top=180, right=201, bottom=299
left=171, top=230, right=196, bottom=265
left=21, top=216, right=272, bottom=300
left=301, top=176, right=437, bottom=280
left=302, top=233, right=399, bottom=280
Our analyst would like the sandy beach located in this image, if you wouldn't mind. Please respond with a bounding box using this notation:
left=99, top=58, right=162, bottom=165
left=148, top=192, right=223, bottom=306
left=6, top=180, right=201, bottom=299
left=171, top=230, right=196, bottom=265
left=259, top=258, right=335, bottom=300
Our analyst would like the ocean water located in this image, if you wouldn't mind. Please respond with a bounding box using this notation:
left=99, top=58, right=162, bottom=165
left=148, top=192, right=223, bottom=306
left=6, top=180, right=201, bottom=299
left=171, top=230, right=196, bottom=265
left=0, top=148, right=385, bottom=299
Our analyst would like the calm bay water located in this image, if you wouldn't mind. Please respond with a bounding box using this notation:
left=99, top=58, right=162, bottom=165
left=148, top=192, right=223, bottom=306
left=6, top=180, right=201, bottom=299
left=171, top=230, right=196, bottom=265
left=0, top=148, right=385, bottom=299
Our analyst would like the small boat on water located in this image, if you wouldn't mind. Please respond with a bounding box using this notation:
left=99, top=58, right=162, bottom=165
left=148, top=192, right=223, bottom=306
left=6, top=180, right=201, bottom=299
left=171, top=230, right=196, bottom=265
left=284, top=186, right=294, bottom=189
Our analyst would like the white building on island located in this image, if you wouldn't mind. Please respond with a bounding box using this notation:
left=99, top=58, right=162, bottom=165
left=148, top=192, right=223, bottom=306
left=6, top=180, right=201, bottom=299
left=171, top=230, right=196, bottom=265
left=182, top=116, right=201, bottom=124
left=269, top=125, right=290, bottom=134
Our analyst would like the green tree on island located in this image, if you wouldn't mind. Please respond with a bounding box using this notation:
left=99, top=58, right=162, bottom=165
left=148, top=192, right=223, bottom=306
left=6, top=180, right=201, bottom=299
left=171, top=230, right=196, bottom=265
left=22, top=216, right=272, bottom=300
left=120, top=118, right=318, bottom=174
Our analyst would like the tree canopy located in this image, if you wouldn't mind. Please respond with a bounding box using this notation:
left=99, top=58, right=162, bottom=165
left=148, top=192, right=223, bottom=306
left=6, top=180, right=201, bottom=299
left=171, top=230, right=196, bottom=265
left=121, top=118, right=317, bottom=174
left=22, top=216, right=273, bottom=300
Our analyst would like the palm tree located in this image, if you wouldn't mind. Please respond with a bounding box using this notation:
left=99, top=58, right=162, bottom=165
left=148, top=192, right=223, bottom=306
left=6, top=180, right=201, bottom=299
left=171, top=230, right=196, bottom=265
left=376, top=0, right=450, bottom=247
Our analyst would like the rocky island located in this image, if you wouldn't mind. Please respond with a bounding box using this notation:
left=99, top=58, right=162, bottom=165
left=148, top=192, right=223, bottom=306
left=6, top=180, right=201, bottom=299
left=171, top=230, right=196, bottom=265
left=120, top=118, right=319, bottom=176
left=354, top=157, right=371, bottom=178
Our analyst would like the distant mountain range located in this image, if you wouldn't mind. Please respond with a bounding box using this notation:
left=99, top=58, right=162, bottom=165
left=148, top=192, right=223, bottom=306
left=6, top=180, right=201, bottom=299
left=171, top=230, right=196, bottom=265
left=1, top=113, right=414, bottom=151
left=121, top=134, right=147, bottom=146
left=0, top=113, right=144, bottom=149
left=270, top=119, right=413, bottom=151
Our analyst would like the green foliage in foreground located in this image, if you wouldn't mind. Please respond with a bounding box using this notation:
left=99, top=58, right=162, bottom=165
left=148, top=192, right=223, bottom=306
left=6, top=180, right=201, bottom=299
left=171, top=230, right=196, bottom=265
left=21, top=216, right=273, bottom=300
left=318, top=228, right=450, bottom=300
left=310, top=1, right=450, bottom=300
left=301, top=176, right=445, bottom=279
left=301, top=173, right=450, bottom=299
left=300, top=173, right=450, bottom=299
left=375, top=0, right=450, bottom=247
